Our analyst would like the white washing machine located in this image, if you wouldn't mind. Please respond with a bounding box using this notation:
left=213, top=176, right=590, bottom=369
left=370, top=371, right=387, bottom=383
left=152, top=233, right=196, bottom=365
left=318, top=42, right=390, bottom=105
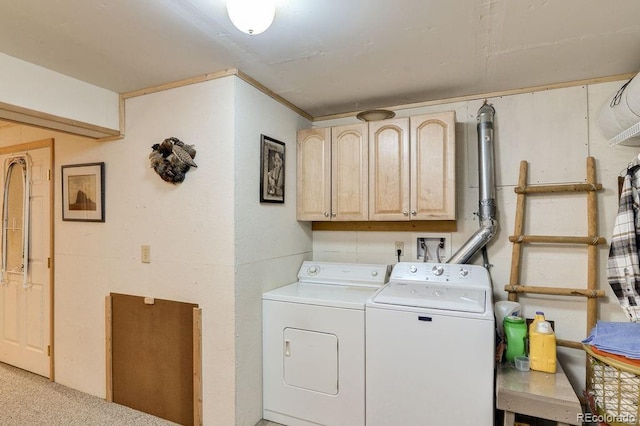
left=263, top=261, right=389, bottom=426
left=366, top=262, right=495, bottom=426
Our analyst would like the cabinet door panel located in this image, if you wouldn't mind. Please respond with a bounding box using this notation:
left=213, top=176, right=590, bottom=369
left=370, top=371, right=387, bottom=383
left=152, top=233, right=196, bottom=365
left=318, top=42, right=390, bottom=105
left=332, top=123, right=368, bottom=221
left=411, top=111, right=456, bottom=220
left=369, top=118, right=410, bottom=221
left=297, top=128, right=331, bottom=221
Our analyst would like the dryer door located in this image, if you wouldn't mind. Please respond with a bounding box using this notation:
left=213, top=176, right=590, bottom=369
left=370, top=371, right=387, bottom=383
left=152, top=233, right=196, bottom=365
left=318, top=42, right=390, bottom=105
left=283, top=327, right=338, bottom=395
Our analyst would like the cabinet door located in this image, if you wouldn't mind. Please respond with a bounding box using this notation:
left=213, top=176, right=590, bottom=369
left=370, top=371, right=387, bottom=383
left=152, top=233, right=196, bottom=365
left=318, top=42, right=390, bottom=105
left=410, top=111, right=456, bottom=220
left=331, top=123, right=368, bottom=221
left=369, top=118, right=410, bottom=221
left=297, top=128, right=331, bottom=221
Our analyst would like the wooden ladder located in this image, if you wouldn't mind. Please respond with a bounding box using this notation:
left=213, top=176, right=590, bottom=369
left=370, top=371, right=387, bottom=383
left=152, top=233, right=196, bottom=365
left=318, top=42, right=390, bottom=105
left=505, top=156, right=606, bottom=349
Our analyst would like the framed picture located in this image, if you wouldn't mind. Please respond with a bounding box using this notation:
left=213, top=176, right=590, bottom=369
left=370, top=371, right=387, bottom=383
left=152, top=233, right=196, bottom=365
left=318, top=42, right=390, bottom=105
left=61, top=162, right=105, bottom=222
left=260, top=135, right=285, bottom=203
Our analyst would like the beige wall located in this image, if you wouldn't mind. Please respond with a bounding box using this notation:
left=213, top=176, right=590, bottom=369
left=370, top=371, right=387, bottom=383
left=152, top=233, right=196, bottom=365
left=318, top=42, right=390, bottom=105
left=0, top=75, right=312, bottom=426
left=312, top=80, right=634, bottom=395
left=0, top=67, right=637, bottom=422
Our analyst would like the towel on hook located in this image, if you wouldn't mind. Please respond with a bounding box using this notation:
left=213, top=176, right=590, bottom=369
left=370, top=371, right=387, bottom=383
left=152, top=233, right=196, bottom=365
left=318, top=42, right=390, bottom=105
left=607, top=165, right=640, bottom=322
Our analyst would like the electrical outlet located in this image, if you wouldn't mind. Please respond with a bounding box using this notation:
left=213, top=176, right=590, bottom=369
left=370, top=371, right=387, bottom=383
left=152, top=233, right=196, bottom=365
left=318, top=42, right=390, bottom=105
left=394, top=241, right=404, bottom=256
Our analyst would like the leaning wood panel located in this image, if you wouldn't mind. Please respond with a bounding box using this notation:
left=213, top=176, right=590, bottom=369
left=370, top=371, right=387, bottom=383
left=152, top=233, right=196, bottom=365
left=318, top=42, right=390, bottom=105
left=105, top=295, right=113, bottom=402
left=111, top=294, right=198, bottom=426
left=193, top=308, right=203, bottom=426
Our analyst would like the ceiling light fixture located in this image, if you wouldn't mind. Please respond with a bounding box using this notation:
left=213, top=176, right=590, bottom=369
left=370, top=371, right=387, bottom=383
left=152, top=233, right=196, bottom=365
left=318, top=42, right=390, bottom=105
left=227, top=0, right=275, bottom=35
left=356, top=109, right=396, bottom=122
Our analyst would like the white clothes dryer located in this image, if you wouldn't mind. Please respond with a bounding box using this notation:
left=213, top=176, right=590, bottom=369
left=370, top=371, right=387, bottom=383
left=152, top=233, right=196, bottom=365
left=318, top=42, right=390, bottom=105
left=263, top=261, right=389, bottom=426
left=366, top=262, right=495, bottom=426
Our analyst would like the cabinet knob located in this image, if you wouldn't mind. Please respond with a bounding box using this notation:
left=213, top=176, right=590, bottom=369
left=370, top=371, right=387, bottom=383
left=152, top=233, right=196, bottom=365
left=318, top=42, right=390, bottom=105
left=331, top=213, right=336, bottom=217
left=411, top=210, right=417, bottom=216
left=403, top=210, right=409, bottom=216
left=324, top=212, right=330, bottom=217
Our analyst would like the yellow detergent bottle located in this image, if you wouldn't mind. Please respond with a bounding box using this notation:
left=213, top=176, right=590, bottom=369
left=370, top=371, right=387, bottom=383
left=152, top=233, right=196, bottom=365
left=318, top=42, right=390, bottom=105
left=529, top=311, right=546, bottom=335
left=529, top=316, right=557, bottom=373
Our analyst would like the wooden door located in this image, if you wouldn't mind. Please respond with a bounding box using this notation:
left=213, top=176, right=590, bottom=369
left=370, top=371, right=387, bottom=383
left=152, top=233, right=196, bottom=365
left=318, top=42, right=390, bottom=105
left=410, top=111, right=456, bottom=220
left=331, top=123, right=368, bottom=221
left=0, top=146, right=51, bottom=377
left=369, top=118, right=410, bottom=221
left=297, top=128, right=331, bottom=221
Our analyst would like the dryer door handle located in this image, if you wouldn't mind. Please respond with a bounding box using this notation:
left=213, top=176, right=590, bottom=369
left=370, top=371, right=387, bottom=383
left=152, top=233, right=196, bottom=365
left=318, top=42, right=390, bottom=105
left=285, top=340, right=291, bottom=357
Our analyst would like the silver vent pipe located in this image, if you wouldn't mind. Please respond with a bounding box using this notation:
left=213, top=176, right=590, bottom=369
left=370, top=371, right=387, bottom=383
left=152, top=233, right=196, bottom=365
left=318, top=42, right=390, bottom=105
left=448, top=103, right=498, bottom=264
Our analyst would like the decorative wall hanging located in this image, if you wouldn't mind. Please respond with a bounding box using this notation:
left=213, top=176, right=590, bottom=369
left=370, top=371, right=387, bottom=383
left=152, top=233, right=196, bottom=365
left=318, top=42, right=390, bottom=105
left=260, top=135, right=285, bottom=203
left=61, top=162, right=105, bottom=222
left=149, top=137, right=197, bottom=184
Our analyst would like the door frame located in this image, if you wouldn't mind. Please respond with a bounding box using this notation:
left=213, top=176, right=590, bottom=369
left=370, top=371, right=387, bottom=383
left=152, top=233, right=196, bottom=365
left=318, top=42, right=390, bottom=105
left=0, top=138, right=54, bottom=380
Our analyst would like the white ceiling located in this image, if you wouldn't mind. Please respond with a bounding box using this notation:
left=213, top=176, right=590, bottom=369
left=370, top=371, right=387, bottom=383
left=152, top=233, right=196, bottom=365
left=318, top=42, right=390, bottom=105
left=1, top=0, right=639, bottom=118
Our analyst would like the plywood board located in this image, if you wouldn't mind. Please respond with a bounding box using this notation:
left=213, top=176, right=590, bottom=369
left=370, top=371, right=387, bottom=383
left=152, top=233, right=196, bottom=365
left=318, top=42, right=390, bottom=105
left=110, top=293, right=198, bottom=425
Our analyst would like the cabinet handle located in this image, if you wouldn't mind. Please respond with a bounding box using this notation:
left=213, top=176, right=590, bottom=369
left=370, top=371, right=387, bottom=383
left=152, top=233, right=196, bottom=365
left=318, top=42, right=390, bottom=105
left=285, top=340, right=291, bottom=357
left=324, top=212, right=330, bottom=218
left=403, top=210, right=409, bottom=216
left=411, top=210, right=417, bottom=216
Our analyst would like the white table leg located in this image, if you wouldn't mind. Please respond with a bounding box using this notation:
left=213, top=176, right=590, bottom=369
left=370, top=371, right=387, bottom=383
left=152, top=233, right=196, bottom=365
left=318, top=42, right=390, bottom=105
left=503, top=410, right=515, bottom=426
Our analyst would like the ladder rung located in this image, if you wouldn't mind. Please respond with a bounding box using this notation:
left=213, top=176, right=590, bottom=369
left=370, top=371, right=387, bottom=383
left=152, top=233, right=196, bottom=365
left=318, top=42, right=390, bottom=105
left=556, top=339, right=583, bottom=350
left=514, top=183, right=602, bottom=194
left=509, top=235, right=605, bottom=245
left=504, top=285, right=605, bottom=298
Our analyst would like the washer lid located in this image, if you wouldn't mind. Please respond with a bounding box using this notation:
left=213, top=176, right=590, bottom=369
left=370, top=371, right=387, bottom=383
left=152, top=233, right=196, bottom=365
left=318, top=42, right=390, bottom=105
left=371, top=281, right=486, bottom=313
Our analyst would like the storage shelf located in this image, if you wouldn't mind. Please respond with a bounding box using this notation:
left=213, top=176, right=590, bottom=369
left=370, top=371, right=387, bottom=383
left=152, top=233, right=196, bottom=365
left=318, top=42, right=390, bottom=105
left=609, top=120, right=640, bottom=147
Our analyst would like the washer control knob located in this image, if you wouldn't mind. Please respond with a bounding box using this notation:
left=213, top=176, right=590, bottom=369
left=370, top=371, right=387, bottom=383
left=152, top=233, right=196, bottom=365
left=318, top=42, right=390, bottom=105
left=432, top=265, right=444, bottom=276
left=371, top=271, right=378, bottom=277
left=459, top=267, right=469, bottom=277
left=308, top=265, right=319, bottom=275
left=409, top=265, right=418, bottom=273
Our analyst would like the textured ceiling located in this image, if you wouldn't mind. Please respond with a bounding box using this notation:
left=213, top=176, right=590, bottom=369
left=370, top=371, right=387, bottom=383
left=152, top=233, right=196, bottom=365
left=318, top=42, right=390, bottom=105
left=0, top=0, right=639, bottom=118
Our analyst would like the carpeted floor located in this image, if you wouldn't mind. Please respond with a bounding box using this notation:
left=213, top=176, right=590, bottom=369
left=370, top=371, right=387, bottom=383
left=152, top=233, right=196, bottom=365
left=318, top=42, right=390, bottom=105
left=0, top=362, right=177, bottom=425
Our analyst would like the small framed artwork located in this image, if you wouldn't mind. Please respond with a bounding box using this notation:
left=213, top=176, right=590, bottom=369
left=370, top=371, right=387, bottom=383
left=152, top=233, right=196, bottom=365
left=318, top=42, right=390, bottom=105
left=260, top=135, right=285, bottom=203
left=61, top=162, right=105, bottom=222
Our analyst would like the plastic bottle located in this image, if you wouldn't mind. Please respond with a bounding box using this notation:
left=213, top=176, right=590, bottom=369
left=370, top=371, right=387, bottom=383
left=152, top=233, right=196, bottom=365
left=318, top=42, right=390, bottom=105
left=503, top=315, right=527, bottom=362
left=529, top=318, right=557, bottom=373
left=529, top=311, right=546, bottom=335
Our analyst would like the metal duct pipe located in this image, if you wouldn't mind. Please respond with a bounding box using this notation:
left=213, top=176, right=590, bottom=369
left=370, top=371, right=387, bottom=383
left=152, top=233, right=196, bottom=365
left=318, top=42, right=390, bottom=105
left=448, top=103, right=498, bottom=264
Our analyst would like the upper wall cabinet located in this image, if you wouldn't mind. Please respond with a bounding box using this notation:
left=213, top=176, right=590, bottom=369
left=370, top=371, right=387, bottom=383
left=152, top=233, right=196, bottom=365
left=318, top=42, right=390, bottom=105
left=369, top=111, right=456, bottom=221
left=297, top=111, right=455, bottom=222
left=369, top=118, right=410, bottom=220
left=297, top=128, right=331, bottom=221
left=410, top=111, right=456, bottom=220
left=297, top=123, right=368, bottom=221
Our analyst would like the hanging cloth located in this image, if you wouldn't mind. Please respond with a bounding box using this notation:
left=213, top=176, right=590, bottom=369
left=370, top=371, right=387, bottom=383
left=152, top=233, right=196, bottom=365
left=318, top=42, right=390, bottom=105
left=608, top=165, right=640, bottom=322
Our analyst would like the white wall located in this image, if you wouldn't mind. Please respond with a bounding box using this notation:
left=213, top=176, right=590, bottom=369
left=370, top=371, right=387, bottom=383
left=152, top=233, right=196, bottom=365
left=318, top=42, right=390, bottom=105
left=313, top=80, right=633, bottom=395
left=0, top=52, right=120, bottom=131
left=0, top=75, right=311, bottom=426
left=232, top=78, right=313, bottom=425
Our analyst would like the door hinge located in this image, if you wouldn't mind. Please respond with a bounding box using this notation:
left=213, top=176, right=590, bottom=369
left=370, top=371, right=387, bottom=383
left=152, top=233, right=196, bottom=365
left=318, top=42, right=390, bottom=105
left=47, top=258, right=51, bottom=268
left=47, top=345, right=51, bottom=356
left=47, top=169, right=51, bottom=181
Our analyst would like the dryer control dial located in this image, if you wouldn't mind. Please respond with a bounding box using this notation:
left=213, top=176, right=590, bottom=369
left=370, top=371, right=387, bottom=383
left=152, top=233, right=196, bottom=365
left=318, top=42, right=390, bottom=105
left=459, top=267, right=469, bottom=277
left=409, top=265, right=418, bottom=273
left=307, top=265, right=319, bottom=275
left=431, top=265, right=444, bottom=276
